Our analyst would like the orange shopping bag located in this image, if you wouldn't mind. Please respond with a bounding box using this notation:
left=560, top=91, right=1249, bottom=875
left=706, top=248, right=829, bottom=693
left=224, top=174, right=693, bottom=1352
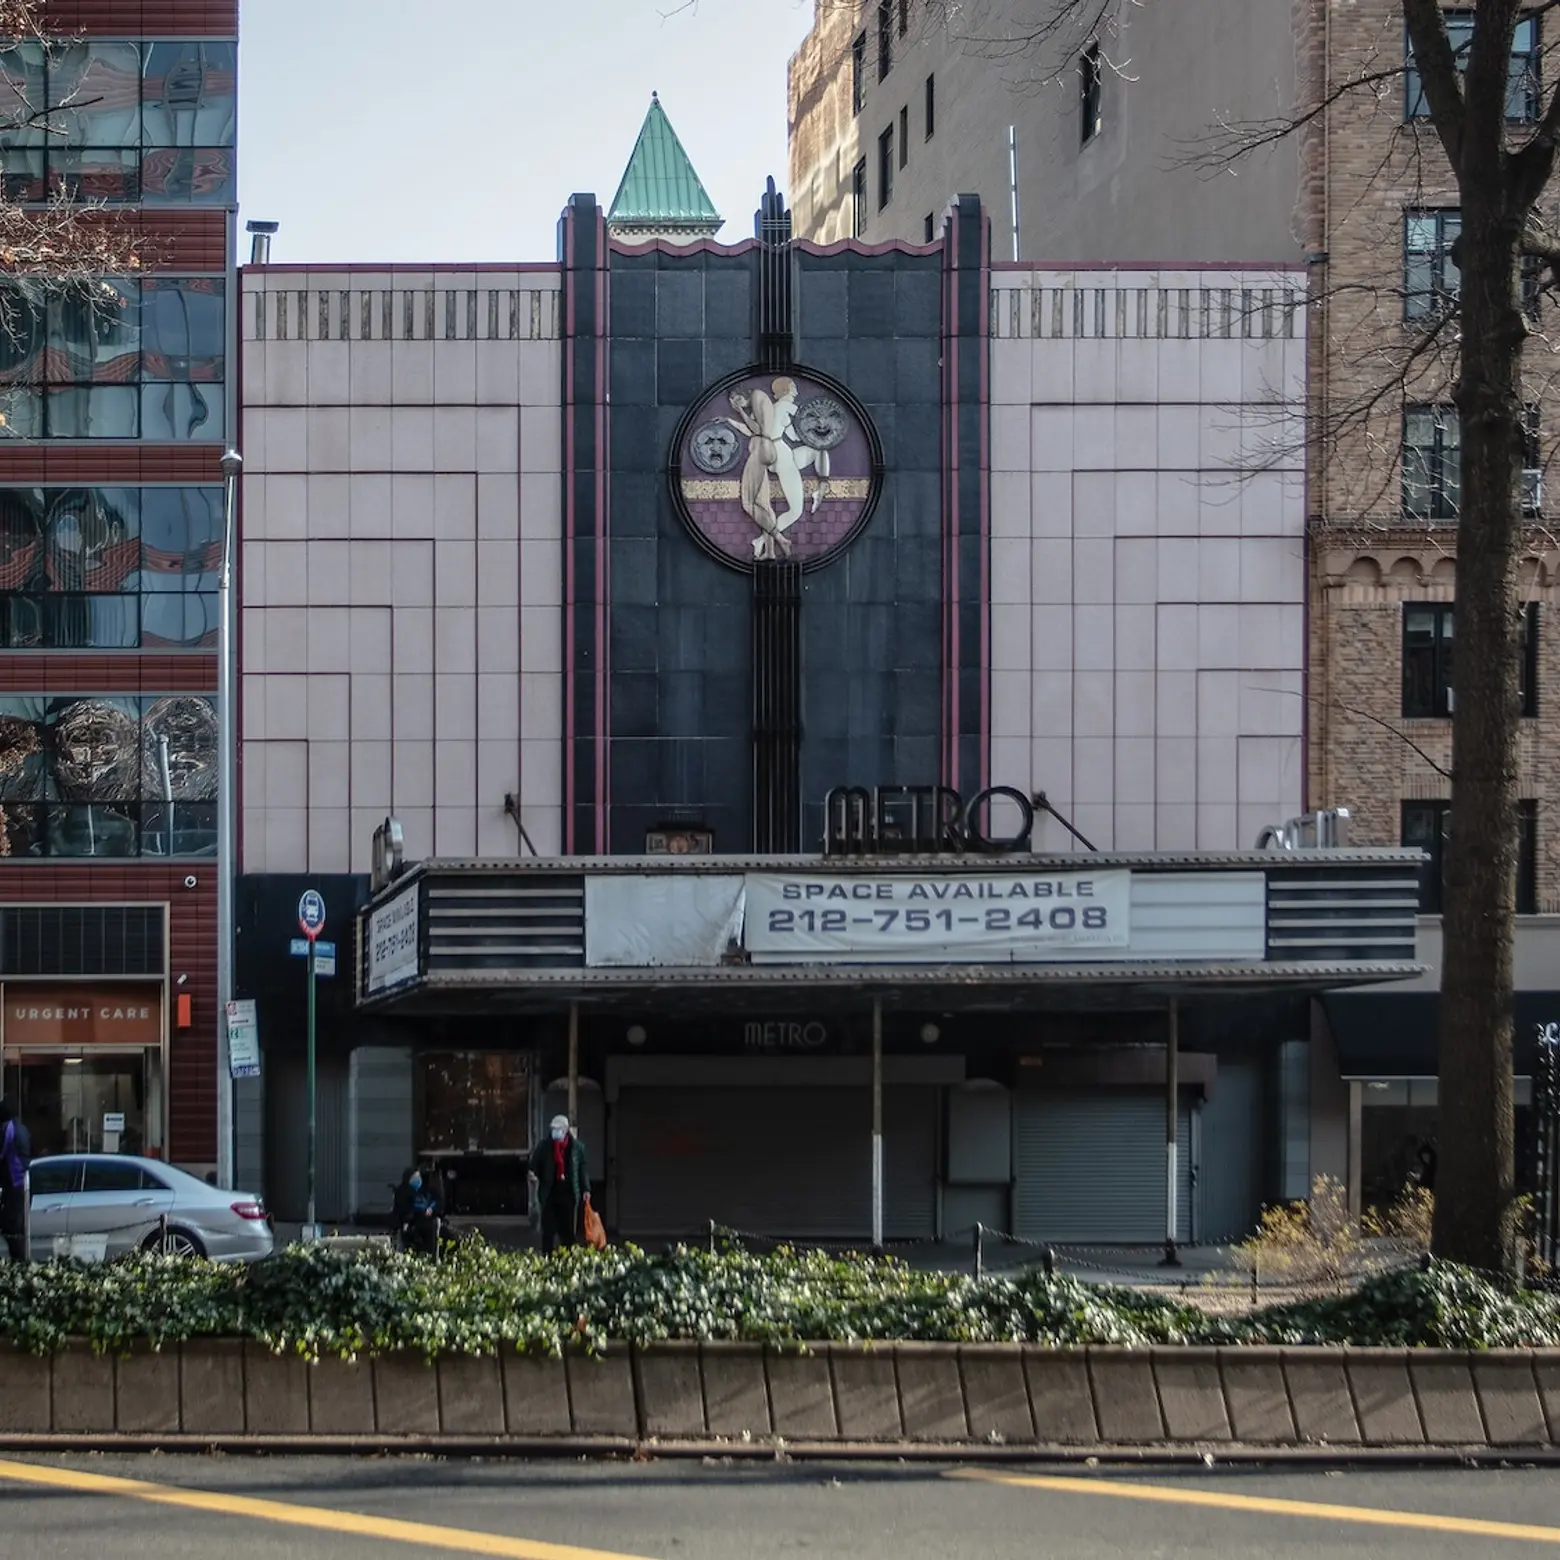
left=582, top=1200, right=607, bottom=1251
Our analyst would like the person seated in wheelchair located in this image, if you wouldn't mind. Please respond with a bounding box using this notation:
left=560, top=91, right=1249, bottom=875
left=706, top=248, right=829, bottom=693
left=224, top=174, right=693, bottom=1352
left=391, top=1165, right=444, bottom=1256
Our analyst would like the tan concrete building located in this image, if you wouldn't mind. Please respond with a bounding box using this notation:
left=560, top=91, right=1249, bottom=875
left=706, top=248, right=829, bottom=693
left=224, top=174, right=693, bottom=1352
left=789, top=0, right=1560, bottom=1214
left=787, top=0, right=1301, bottom=262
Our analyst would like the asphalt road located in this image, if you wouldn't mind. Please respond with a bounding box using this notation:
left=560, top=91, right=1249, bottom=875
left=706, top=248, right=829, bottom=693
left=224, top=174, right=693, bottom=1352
left=4, top=1453, right=1560, bottom=1559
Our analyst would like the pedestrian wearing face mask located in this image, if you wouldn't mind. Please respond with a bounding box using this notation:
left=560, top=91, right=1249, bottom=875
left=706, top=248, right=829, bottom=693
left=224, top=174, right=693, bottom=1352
left=528, top=1114, right=589, bottom=1255
left=392, top=1164, right=442, bottom=1256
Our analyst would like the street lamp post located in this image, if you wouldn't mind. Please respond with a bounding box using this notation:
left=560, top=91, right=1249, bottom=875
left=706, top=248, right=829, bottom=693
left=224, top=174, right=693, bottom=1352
left=216, top=446, right=242, bottom=1190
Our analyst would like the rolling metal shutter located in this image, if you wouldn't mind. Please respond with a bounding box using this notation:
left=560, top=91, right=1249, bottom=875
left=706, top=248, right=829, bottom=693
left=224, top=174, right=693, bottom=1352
left=883, top=1086, right=938, bottom=1241
left=1013, top=1092, right=1194, bottom=1245
left=614, top=1085, right=937, bottom=1242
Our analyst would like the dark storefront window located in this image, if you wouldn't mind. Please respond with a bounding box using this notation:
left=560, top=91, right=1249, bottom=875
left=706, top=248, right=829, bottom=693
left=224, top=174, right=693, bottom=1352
left=0, top=486, right=221, bottom=647
left=418, top=1051, right=532, bottom=1155
left=1362, top=1078, right=1537, bottom=1214
left=417, top=1051, right=534, bottom=1219
left=1402, top=797, right=1537, bottom=914
left=0, top=693, right=218, bottom=859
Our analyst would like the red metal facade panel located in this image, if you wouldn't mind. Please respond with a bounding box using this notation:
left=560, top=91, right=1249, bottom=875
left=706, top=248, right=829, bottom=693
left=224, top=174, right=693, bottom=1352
left=0, top=866, right=216, bottom=1162
left=92, top=210, right=229, bottom=271
left=0, top=654, right=215, bottom=693
left=0, top=446, right=227, bottom=482
left=39, top=1, right=238, bottom=35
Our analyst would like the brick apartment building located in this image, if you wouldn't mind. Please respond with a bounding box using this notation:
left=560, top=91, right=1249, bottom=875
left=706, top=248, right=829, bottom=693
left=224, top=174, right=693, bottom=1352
left=787, top=0, right=1560, bottom=1211
left=0, top=4, right=238, bottom=1173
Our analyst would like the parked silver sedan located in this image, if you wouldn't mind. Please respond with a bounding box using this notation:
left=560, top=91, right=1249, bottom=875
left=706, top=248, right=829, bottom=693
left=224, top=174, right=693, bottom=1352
left=24, top=1154, right=274, bottom=1263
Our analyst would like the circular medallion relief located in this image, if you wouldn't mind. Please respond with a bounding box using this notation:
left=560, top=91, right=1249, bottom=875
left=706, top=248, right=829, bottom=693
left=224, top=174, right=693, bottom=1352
left=670, top=368, right=881, bottom=570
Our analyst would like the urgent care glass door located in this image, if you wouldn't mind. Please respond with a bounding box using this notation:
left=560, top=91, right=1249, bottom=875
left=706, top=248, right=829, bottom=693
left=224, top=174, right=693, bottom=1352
left=2, top=1048, right=158, bottom=1156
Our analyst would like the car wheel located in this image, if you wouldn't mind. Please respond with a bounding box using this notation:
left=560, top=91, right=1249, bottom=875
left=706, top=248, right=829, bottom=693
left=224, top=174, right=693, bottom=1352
left=144, top=1227, right=206, bottom=1259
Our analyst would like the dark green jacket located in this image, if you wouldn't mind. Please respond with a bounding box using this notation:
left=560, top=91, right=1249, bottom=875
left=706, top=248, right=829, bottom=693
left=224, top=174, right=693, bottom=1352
left=529, top=1135, right=588, bottom=1201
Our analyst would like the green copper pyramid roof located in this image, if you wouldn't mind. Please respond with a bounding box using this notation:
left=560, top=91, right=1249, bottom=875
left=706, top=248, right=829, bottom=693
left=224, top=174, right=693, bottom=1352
left=608, top=93, right=722, bottom=231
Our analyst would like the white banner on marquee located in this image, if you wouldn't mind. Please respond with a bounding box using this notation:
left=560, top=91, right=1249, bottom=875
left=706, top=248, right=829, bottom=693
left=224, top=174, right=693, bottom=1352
left=365, top=882, right=420, bottom=994
left=585, top=875, right=747, bottom=967
left=743, top=870, right=1131, bottom=964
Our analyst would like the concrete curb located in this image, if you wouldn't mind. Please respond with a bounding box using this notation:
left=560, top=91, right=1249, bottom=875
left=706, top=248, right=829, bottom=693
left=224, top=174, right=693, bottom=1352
left=3, top=1341, right=1558, bottom=1451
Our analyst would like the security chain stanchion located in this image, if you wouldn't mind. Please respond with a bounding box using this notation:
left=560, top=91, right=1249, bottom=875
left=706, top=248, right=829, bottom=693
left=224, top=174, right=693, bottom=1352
left=973, top=1221, right=984, bottom=1280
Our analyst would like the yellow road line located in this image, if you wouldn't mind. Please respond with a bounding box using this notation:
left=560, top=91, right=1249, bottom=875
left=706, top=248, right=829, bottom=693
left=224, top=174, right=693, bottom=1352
left=951, top=1468, right=1560, bottom=1546
left=0, top=1457, right=658, bottom=1560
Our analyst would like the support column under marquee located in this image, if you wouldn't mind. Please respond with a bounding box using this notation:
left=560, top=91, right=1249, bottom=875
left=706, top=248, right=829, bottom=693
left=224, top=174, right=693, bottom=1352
left=1162, top=998, right=1180, bottom=1268
left=871, top=995, right=884, bottom=1254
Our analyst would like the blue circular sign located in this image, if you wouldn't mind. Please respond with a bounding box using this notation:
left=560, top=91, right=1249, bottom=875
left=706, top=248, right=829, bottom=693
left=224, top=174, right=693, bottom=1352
left=298, top=889, right=326, bottom=938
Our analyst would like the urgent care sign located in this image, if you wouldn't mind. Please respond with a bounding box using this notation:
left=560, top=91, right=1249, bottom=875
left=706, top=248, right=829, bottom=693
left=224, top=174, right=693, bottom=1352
left=2, top=985, right=163, bottom=1046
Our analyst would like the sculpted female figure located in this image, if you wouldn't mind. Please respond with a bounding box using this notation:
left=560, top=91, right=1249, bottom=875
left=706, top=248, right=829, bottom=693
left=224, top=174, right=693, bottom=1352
left=724, top=377, right=831, bottom=559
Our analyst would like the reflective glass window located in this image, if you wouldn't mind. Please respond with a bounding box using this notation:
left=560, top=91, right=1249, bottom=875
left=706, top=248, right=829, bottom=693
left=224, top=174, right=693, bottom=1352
left=0, top=693, right=218, bottom=859
left=139, top=145, right=233, bottom=204
left=141, top=42, right=236, bottom=148
left=46, top=42, right=142, bottom=146
left=0, top=487, right=217, bottom=647
left=141, top=277, right=225, bottom=380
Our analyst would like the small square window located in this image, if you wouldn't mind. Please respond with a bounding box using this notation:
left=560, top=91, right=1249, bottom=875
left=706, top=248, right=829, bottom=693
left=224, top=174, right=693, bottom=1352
left=923, top=212, right=935, bottom=243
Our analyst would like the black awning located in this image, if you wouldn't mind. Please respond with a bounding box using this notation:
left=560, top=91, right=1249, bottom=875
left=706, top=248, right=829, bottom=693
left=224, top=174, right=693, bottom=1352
left=1322, top=990, right=1560, bottom=1077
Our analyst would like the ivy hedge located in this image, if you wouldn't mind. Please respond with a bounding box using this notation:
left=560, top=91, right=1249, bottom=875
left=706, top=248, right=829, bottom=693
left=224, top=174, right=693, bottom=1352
left=0, top=1242, right=1557, bottom=1358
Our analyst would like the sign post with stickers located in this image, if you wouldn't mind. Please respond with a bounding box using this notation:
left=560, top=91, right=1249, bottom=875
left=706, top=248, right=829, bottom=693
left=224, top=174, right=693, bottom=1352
left=297, top=889, right=326, bottom=1239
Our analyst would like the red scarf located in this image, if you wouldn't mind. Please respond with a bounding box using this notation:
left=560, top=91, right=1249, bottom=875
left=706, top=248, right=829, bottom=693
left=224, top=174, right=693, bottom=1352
left=552, top=1136, right=567, bottom=1181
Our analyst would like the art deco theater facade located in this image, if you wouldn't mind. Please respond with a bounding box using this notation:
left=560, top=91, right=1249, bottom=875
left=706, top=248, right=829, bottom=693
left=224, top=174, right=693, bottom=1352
left=235, top=103, right=1421, bottom=1245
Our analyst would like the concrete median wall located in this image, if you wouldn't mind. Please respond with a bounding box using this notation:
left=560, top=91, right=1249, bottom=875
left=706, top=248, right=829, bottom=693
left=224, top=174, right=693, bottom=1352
left=3, top=1340, right=1559, bottom=1448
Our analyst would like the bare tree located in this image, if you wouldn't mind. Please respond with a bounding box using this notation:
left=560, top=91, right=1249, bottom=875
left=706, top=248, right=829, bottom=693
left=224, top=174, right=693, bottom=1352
left=0, top=0, right=145, bottom=404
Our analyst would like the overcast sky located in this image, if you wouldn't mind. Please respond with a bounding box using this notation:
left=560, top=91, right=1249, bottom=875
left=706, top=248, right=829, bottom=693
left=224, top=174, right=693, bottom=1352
left=237, top=0, right=816, bottom=264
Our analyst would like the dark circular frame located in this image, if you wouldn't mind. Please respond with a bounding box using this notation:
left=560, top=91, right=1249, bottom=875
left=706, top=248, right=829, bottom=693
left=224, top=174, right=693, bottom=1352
left=665, top=363, right=887, bottom=574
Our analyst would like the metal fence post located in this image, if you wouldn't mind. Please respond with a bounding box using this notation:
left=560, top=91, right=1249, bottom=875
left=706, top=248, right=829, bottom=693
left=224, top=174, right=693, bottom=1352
left=21, top=1166, right=30, bottom=1264
left=709, top=1218, right=716, bottom=1256
left=973, top=1222, right=984, bottom=1280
